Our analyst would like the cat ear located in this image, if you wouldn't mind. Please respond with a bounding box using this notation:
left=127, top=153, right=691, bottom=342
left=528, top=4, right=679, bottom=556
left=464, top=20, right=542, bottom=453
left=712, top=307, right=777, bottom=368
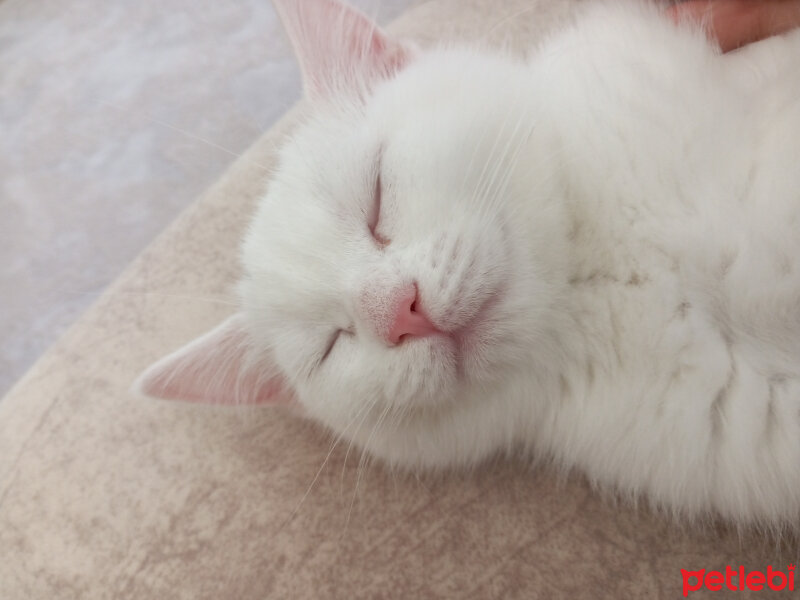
left=134, top=314, right=292, bottom=405
left=272, top=0, right=413, bottom=99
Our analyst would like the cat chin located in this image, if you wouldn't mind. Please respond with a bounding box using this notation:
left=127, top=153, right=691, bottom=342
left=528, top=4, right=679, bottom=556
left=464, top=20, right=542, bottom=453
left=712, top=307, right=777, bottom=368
left=301, top=341, right=520, bottom=471
left=340, top=394, right=513, bottom=471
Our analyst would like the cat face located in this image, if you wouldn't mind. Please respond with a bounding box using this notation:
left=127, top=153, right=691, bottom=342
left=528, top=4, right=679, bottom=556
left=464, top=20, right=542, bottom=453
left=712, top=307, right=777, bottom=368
left=137, top=0, right=564, bottom=466
left=243, top=51, right=532, bottom=422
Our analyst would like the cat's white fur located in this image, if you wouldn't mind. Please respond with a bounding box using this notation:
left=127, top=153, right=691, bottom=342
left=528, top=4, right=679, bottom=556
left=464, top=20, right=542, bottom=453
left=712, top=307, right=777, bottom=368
left=141, top=0, right=800, bottom=529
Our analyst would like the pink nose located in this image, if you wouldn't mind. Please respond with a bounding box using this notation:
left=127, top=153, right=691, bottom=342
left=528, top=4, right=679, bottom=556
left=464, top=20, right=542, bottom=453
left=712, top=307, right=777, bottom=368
left=386, top=284, right=440, bottom=345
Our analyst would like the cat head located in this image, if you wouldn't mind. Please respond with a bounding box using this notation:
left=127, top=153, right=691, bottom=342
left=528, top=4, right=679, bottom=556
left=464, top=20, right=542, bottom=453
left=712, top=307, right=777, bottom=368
left=136, top=0, right=566, bottom=468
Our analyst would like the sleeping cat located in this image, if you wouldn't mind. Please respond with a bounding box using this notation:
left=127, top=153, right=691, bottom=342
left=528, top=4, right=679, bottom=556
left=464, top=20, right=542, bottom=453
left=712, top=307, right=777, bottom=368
left=136, top=0, right=800, bottom=530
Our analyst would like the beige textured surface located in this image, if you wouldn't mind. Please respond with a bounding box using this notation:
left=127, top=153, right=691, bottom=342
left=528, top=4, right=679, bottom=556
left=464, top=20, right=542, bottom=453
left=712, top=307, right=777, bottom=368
left=1, top=1, right=797, bottom=599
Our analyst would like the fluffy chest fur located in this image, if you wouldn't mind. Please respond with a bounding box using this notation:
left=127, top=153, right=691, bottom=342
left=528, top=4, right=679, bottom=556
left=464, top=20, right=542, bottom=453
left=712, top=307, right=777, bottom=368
left=511, top=15, right=800, bottom=524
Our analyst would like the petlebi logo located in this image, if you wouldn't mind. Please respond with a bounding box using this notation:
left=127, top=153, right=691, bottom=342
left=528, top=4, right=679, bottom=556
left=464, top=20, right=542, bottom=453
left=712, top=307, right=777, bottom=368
left=681, top=565, right=795, bottom=596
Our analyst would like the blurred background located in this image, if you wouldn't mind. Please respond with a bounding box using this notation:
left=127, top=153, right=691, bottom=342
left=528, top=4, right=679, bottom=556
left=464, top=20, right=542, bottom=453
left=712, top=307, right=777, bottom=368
left=0, top=0, right=415, bottom=397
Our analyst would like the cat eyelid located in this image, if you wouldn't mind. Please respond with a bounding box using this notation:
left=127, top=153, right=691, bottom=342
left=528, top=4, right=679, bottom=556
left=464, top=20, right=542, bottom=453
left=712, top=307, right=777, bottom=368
left=368, top=160, right=390, bottom=247
left=319, top=327, right=352, bottom=364
left=367, top=171, right=381, bottom=233
left=320, top=329, right=342, bottom=363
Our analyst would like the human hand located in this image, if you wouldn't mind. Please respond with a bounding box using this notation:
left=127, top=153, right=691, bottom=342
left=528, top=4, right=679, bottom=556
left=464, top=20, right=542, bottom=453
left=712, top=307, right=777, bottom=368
left=667, top=0, right=800, bottom=51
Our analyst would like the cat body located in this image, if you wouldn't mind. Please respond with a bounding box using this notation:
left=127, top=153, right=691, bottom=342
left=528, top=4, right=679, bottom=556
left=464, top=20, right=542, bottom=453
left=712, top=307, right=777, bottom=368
left=139, top=0, right=800, bottom=528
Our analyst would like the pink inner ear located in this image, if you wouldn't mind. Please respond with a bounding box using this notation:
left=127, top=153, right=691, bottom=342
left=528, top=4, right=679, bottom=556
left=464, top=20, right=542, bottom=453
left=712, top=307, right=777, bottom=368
left=272, top=0, right=412, bottom=99
left=135, top=314, right=291, bottom=405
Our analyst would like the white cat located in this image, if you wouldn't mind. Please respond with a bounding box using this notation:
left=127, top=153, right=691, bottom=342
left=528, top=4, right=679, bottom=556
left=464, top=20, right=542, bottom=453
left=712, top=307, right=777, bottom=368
left=136, top=0, right=800, bottom=530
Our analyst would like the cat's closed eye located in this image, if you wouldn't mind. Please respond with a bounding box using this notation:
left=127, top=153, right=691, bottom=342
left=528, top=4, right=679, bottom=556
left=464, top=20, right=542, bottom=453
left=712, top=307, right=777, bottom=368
left=368, top=173, right=390, bottom=247
left=320, top=327, right=355, bottom=363
left=320, top=329, right=344, bottom=363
